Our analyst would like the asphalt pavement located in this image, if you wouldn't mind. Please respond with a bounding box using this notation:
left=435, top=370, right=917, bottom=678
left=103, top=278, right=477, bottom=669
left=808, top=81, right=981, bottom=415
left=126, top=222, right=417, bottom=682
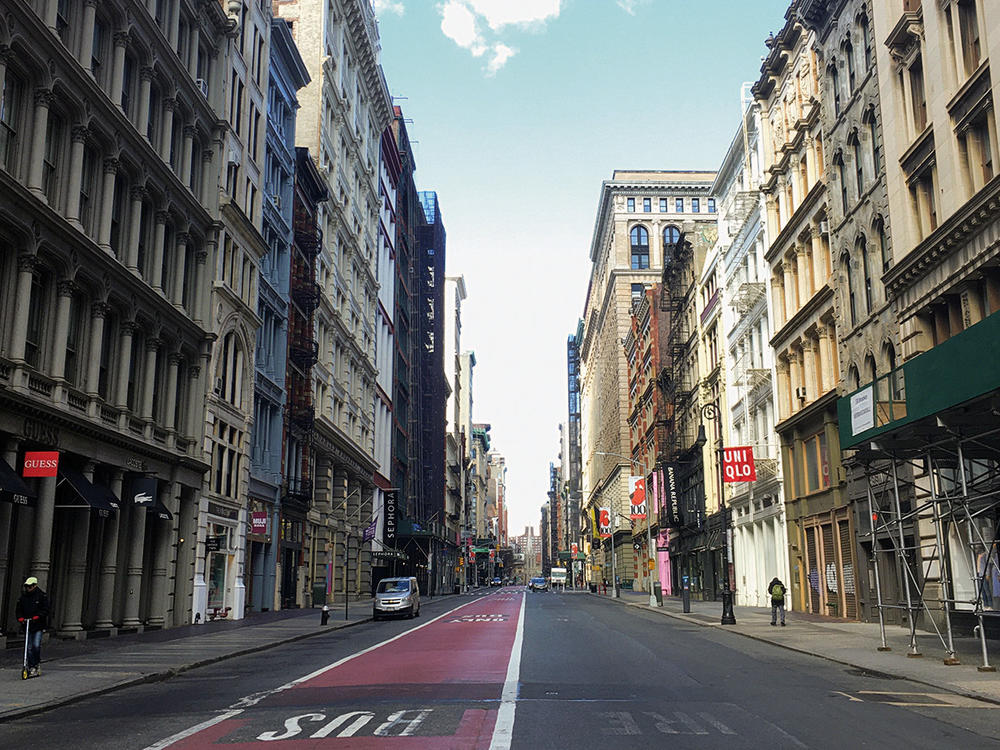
left=0, top=584, right=998, bottom=733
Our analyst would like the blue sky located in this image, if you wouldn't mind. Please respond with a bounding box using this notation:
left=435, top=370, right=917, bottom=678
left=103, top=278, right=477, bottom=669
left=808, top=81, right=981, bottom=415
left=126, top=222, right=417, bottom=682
left=373, top=0, right=793, bottom=536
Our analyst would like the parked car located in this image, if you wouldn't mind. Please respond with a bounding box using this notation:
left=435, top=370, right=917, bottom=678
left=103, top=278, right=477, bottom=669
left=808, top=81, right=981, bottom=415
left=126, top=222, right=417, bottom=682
left=373, top=576, right=420, bottom=620
left=491, top=577, right=502, bottom=587
left=528, top=576, right=548, bottom=592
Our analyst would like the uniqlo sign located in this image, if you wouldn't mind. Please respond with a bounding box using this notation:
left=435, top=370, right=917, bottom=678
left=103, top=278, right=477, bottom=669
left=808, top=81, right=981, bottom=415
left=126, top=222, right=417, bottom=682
left=722, top=446, right=757, bottom=483
left=23, top=451, right=59, bottom=477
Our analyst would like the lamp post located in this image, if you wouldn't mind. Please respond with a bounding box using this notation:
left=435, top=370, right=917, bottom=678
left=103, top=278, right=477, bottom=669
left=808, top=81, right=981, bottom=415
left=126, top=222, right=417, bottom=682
left=697, top=403, right=736, bottom=625
left=596, top=451, right=660, bottom=608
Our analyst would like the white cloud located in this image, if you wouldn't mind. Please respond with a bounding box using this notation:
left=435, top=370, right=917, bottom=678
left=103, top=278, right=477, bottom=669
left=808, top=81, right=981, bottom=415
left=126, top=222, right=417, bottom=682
left=372, top=0, right=405, bottom=16
left=438, top=0, right=563, bottom=73
left=487, top=43, right=516, bottom=75
left=616, top=0, right=651, bottom=15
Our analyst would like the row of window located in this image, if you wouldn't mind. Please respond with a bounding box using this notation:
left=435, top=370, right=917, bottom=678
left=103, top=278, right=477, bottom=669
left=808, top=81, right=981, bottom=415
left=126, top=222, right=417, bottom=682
left=626, top=196, right=716, bottom=214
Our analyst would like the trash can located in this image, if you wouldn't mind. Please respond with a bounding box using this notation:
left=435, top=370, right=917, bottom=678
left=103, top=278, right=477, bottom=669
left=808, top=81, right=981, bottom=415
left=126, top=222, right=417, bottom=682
left=589, top=583, right=598, bottom=593
left=654, top=582, right=663, bottom=606
left=311, top=583, right=326, bottom=607
left=453, top=584, right=460, bottom=595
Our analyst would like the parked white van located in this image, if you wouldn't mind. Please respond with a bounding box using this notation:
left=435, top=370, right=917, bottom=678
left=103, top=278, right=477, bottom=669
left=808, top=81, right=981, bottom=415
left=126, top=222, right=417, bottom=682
left=373, top=577, right=420, bottom=620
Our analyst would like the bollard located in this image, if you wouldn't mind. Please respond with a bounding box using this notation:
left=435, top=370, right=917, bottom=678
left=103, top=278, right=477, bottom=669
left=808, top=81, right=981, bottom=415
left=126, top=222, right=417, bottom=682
left=320, top=605, right=330, bottom=625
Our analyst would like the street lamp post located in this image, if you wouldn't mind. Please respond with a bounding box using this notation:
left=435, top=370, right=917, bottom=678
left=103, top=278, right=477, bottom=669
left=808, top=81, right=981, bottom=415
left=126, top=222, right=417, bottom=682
left=698, top=403, right=736, bottom=625
left=596, top=451, right=660, bottom=608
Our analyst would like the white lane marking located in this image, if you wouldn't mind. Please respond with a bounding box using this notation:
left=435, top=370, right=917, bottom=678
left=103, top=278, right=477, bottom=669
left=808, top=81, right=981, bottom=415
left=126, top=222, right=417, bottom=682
left=142, top=710, right=243, bottom=750
left=489, top=590, right=525, bottom=750
left=143, top=596, right=492, bottom=749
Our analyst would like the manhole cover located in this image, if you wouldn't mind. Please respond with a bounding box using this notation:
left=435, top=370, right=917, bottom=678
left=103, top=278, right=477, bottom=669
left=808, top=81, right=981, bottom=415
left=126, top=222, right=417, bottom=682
left=845, top=668, right=903, bottom=680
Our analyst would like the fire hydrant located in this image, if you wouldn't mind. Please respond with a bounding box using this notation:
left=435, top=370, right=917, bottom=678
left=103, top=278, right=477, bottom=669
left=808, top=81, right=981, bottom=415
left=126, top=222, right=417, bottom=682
left=320, top=605, right=330, bottom=625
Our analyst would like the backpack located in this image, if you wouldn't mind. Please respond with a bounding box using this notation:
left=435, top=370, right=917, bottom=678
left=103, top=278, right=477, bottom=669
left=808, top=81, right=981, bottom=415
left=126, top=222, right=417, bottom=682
left=770, top=582, right=785, bottom=602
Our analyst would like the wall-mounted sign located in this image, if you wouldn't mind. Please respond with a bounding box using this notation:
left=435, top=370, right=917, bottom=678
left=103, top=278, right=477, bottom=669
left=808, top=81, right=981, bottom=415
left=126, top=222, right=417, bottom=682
left=23, top=451, right=59, bottom=478
left=251, top=511, right=268, bottom=536
left=661, top=463, right=682, bottom=527
left=383, top=490, right=397, bottom=546
left=132, top=476, right=157, bottom=505
left=850, top=386, right=875, bottom=436
left=205, top=535, right=224, bottom=552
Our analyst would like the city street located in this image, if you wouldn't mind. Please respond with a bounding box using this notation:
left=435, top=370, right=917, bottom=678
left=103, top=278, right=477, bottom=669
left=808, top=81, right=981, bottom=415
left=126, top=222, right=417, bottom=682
left=1, top=589, right=999, bottom=749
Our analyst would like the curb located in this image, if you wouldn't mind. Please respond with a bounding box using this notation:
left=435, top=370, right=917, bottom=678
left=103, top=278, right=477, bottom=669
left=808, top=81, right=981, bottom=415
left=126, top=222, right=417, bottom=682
left=593, top=592, right=1000, bottom=708
left=0, top=616, right=370, bottom=724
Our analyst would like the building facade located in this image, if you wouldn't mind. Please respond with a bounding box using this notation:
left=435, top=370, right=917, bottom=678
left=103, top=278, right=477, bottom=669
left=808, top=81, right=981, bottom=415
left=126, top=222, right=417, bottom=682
left=0, top=0, right=230, bottom=633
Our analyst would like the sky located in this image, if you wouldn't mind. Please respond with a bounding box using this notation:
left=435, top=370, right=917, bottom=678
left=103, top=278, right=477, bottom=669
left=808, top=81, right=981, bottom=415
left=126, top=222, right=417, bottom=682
left=372, top=0, right=793, bottom=536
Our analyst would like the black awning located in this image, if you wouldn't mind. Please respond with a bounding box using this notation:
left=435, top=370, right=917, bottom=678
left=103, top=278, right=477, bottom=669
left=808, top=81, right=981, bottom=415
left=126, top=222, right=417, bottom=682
left=58, top=468, right=119, bottom=513
left=0, top=457, right=35, bottom=507
left=146, top=496, right=173, bottom=520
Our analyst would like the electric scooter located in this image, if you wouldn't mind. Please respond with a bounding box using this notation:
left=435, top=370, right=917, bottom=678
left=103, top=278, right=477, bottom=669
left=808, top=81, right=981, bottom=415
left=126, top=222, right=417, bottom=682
left=21, top=618, right=30, bottom=680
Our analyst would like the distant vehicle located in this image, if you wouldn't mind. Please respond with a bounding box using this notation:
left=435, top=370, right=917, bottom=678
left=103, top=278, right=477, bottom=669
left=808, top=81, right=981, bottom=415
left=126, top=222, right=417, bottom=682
left=491, top=577, right=502, bottom=586
left=373, top=577, right=420, bottom=620
left=528, top=576, right=548, bottom=592
left=550, top=567, right=567, bottom=588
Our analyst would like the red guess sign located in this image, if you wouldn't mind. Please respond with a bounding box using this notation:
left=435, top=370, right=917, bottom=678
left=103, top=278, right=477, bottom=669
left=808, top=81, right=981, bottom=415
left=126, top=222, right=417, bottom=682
left=23, top=451, right=59, bottom=477
left=722, top=447, right=756, bottom=483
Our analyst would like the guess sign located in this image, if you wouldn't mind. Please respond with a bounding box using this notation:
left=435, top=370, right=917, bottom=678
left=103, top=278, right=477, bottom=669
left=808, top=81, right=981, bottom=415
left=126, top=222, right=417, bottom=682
left=722, top=446, right=757, bottom=483
left=23, top=451, right=59, bottom=477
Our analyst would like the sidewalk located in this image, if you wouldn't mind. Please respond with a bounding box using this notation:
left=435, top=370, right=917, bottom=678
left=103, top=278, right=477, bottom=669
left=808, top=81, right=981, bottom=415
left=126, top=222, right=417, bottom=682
left=0, top=601, right=379, bottom=722
left=600, top=588, right=1000, bottom=705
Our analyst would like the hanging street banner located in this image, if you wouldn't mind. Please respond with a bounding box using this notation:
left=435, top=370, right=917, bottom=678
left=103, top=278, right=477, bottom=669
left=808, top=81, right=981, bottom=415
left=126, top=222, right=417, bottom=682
left=722, top=446, right=757, bottom=482
left=598, top=507, right=612, bottom=538
left=132, top=476, right=158, bottom=505
left=250, top=511, right=268, bottom=535
left=363, top=519, right=377, bottom=542
left=629, top=475, right=646, bottom=520
left=571, top=542, right=579, bottom=556
left=660, top=462, right=682, bottom=527
left=383, top=490, right=397, bottom=546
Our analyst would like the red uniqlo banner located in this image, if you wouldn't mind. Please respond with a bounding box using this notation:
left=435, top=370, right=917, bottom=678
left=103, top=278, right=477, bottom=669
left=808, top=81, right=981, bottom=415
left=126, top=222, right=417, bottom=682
left=23, top=451, right=59, bottom=477
left=722, top=446, right=757, bottom=482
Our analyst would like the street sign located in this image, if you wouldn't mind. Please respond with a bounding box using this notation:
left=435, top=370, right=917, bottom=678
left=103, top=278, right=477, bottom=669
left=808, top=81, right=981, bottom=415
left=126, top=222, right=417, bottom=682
left=722, top=446, right=757, bottom=482
left=647, top=559, right=655, bottom=571
left=656, top=546, right=669, bottom=552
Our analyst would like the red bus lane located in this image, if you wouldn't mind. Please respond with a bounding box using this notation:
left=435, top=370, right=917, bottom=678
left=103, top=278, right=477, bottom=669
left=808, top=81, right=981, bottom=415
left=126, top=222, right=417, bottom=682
left=156, top=590, right=525, bottom=750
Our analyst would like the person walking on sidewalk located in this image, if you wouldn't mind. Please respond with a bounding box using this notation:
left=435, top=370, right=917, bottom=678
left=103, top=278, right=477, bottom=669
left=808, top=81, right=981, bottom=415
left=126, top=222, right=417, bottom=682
left=16, top=576, right=50, bottom=676
left=769, top=577, right=786, bottom=626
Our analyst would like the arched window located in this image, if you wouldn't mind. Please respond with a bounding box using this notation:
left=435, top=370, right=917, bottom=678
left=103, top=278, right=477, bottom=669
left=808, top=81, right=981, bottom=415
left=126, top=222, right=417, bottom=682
left=860, top=15, right=872, bottom=71
left=216, top=332, right=245, bottom=408
left=873, top=216, right=889, bottom=273
left=851, top=132, right=865, bottom=194
left=841, top=251, right=856, bottom=326
left=835, top=152, right=849, bottom=213
left=630, top=225, right=649, bottom=270
left=663, top=225, right=680, bottom=266
left=865, top=353, right=877, bottom=385
left=858, top=235, right=873, bottom=313
left=848, top=364, right=860, bottom=391
left=884, top=342, right=903, bottom=399
left=830, top=63, right=842, bottom=116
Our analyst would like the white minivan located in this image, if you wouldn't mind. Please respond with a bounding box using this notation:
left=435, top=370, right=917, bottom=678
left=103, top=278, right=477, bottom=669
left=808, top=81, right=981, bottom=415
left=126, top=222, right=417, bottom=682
left=373, top=576, right=420, bottom=620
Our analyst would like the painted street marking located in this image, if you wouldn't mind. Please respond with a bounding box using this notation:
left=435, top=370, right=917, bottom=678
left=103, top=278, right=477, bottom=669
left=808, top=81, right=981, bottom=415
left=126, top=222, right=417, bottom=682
left=597, top=711, right=737, bottom=737
left=448, top=613, right=510, bottom=623
left=489, top=589, right=525, bottom=750
left=837, top=691, right=998, bottom=708
left=255, top=709, right=432, bottom=741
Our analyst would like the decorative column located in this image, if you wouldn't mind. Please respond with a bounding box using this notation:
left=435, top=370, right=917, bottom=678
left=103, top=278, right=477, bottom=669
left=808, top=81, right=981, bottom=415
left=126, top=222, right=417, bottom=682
left=27, top=89, right=53, bottom=195
left=109, top=31, right=129, bottom=110
left=150, top=210, right=169, bottom=292
left=146, top=482, right=175, bottom=626
left=140, top=337, right=160, bottom=421
left=94, top=471, right=124, bottom=629
left=30, top=475, right=58, bottom=593
left=125, top=185, right=145, bottom=272
left=159, top=97, right=175, bottom=162
left=200, top=148, right=213, bottom=204
left=168, top=0, right=181, bottom=49
left=195, top=243, right=211, bottom=325
left=137, top=67, right=153, bottom=137
left=185, top=364, right=203, bottom=445
left=85, top=302, right=108, bottom=397
left=164, top=352, right=181, bottom=433
left=817, top=324, right=836, bottom=394
left=187, top=27, right=200, bottom=78
left=8, top=255, right=37, bottom=362
left=96, top=157, right=119, bottom=250
left=782, top=259, right=796, bottom=319
left=60, top=463, right=97, bottom=634
left=181, top=126, right=195, bottom=186
left=0, top=45, right=11, bottom=98
left=765, top=196, right=779, bottom=241
left=121, top=493, right=147, bottom=628
left=65, top=126, right=89, bottom=226
left=771, top=273, right=785, bottom=329
left=796, top=245, right=811, bottom=305
left=78, top=0, right=98, bottom=71
left=801, top=338, right=818, bottom=404
left=810, top=225, right=827, bottom=287
left=114, top=321, right=136, bottom=409
left=48, top=280, right=76, bottom=381
left=0, top=440, right=19, bottom=625
left=44, top=0, right=59, bottom=30
left=173, top=232, right=189, bottom=306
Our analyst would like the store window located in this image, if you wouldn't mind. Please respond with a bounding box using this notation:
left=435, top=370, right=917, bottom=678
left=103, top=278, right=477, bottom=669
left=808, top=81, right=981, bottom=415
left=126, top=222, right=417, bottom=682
left=802, top=431, right=830, bottom=493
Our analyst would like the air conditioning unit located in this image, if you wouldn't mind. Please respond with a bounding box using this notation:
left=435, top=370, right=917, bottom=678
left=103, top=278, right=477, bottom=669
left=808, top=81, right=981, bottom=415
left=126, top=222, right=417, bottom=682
left=214, top=377, right=225, bottom=396
left=196, top=78, right=209, bottom=97
left=819, top=220, right=829, bottom=235
left=271, top=193, right=281, bottom=208
left=795, top=386, right=807, bottom=401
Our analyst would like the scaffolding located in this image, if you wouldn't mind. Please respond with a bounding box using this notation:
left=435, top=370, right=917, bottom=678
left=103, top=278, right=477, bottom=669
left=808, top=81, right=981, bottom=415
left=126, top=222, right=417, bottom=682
left=847, top=382, right=1000, bottom=671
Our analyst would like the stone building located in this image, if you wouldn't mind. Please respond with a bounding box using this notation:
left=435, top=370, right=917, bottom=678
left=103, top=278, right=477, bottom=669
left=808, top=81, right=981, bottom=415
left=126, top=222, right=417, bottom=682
left=754, top=5, right=852, bottom=617
left=580, top=170, right=716, bottom=594
left=798, top=0, right=902, bottom=624
left=714, top=96, right=789, bottom=608
left=833, top=0, right=1000, bottom=646
left=0, top=0, right=230, bottom=633
left=275, top=0, right=392, bottom=605
left=444, top=275, right=467, bottom=556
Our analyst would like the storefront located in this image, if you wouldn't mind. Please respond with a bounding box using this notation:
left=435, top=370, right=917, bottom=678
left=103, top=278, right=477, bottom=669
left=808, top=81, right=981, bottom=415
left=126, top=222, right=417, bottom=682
left=279, top=512, right=305, bottom=609
left=202, top=501, right=245, bottom=619
left=245, top=498, right=275, bottom=612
